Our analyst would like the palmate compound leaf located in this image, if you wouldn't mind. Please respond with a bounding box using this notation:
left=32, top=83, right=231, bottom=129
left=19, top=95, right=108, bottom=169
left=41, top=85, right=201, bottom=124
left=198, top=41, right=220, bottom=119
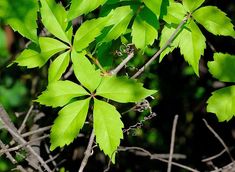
left=36, top=80, right=89, bottom=107
left=48, top=51, right=70, bottom=83
left=208, top=53, right=235, bottom=83
left=15, top=37, right=69, bottom=68
left=73, top=16, right=110, bottom=52
left=178, top=20, right=206, bottom=76
left=68, top=0, right=107, bottom=21
left=40, top=0, right=70, bottom=43
left=132, top=7, right=159, bottom=50
left=96, top=76, right=157, bottom=103
left=182, top=0, right=205, bottom=12
left=50, top=98, right=90, bottom=150
left=163, top=2, right=186, bottom=24
left=207, top=86, right=235, bottom=122
left=0, top=0, right=38, bottom=43
left=100, top=6, right=134, bottom=43
left=193, top=6, right=235, bottom=37
left=71, top=50, right=102, bottom=92
left=93, top=99, right=124, bottom=163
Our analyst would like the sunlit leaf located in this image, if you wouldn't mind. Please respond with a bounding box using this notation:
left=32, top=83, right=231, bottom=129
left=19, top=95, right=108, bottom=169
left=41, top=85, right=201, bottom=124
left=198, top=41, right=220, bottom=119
left=37, top=80, right=89, bottom=107
left=48, top=51, right=70, bottom=83
left=163, top=2, right=186, bottom=24
left=96, top=76, right=157, bottom=103
left=182, top=0, right=205, bottom=12
left=207, top=86, right=235, bottom=122
left=193, top=6, right=235, bottom=37
left=208, top=53, right=235, bottom=82
left=71, top=50, right=102, bottom=92
left=50, top=98, right=90, bottom=150
left=93, top=99, right=123, bottom=163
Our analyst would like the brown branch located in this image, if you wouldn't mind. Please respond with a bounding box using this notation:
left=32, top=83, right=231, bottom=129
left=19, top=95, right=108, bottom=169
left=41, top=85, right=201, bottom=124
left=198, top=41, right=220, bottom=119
left=167, top=115, right=179, bottom=172
left=78, top=129, right=95, bottom=172
left=0, top=105, right=52, bottom=172
left=0, top=140, right=17, bottom=164
left=21, top=126, right=51, bottom=138
left=131, top=16, right=189, bottom=79
left=203, top=119, right=234, bottom=162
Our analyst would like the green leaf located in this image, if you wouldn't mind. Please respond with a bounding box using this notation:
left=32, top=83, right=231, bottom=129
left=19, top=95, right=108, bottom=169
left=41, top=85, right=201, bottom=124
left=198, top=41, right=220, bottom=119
left=68, top=0, right=107, bottom=20
left=73, top=17, right=110, bottom=51
left=163, top=2, right=186, bottom=24
left=50, top=98, right=90, bottom=150
left=142, top=0, right=162, bottom=17
left=71, top=50, right=102, bottom=92
left=0, top=0, right=38, bottom=42
left=37, top=80, right=89, bottom=107
left=14, top=43, right=46, bottom=68
left=182, top=0, right=205, bottom=12
left=193, top=6, right=235, bottom=37
left=132, top=7, right=158, bottom=50
left=40, top=0, right=70, bottom=43
left=15, top=37, right=68, bottom=68
left=207, top=86, right=235, bottom=122
left=101, top=6, right=133, bottom=43
left=93, top=99, right=123, bottom=163
left=178, top=20, right=206, bottom=75
left=96, top=76, right=157, bottom=103
left=48, top=51, right=70, bottom=83
left=208, top=53, right=235, bottom=82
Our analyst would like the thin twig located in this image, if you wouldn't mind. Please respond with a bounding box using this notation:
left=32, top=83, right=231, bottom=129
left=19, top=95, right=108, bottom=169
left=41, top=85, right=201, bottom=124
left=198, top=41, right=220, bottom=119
left=202, top=119, right=234, bottom=162
left=44, top=143, right=59, bottom=171
left=0, top=140, right=17, bottom=164
left=78, top=129, right=95, bottom=172
left=131, top=16, right=189, bottom=79
left=18, top=105, right=34, bottom=133
left=21, top=126, right=51, bottom=138
left=110, top=52, right=135, bottom=75
left=0, top=135, right=49, bottom=154
left=104, top=146, right=199, bottom=172
left=0, top=106, right=52, bottom=172
left=167, top=115, right=179, bottom=172
left=202, top=148, right=227, bottom=162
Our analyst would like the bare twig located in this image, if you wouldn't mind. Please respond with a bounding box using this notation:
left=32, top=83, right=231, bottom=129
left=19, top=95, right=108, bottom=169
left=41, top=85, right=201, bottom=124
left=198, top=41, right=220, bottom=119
left=110, top=52, right=135, bottom=75
left=131, top=16, right=189, bottom=79
left=18, top=105, right=34, bottom=133
left=203, top=119, right=234, bottom=161
left=0, top=140, right=17, bottom=164
left=78, top=129, right=95, bottom=172
left=167, top=115, right=179, bottom=172
left=21, top=126, right=51, bottom=138
left=0, top=105, right=52, bottom=172
left=44, top=143, right=59, bottom=171
left=63, top=66, right=73, bottom=79
left=104, top=146, right=199, bottom=172
left=0, top=135, right=49, bottom=154
left=202, top=149, right=227, bottom=162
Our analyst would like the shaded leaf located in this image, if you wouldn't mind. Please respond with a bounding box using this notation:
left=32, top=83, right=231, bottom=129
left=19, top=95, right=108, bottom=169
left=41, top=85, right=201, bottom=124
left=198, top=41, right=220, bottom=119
left=0, top=0, right=38, bottom=42
left=96, top=76, right=157, bottom=103
left=71, top=50, right=102, bottom=92
left=37, top=80, right=89, bottom=107
left=208, top=53, right=235, bottom=82
left=50, top=98, right=90, bottom=150
left=207, top=86, right=235, bottom=122
left=94, top=99, right=123, bottom=163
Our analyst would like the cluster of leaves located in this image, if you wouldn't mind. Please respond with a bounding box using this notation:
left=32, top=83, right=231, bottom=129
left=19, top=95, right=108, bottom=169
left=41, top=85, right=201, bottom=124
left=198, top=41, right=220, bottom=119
left=0, top=0, right=234, bottom=162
